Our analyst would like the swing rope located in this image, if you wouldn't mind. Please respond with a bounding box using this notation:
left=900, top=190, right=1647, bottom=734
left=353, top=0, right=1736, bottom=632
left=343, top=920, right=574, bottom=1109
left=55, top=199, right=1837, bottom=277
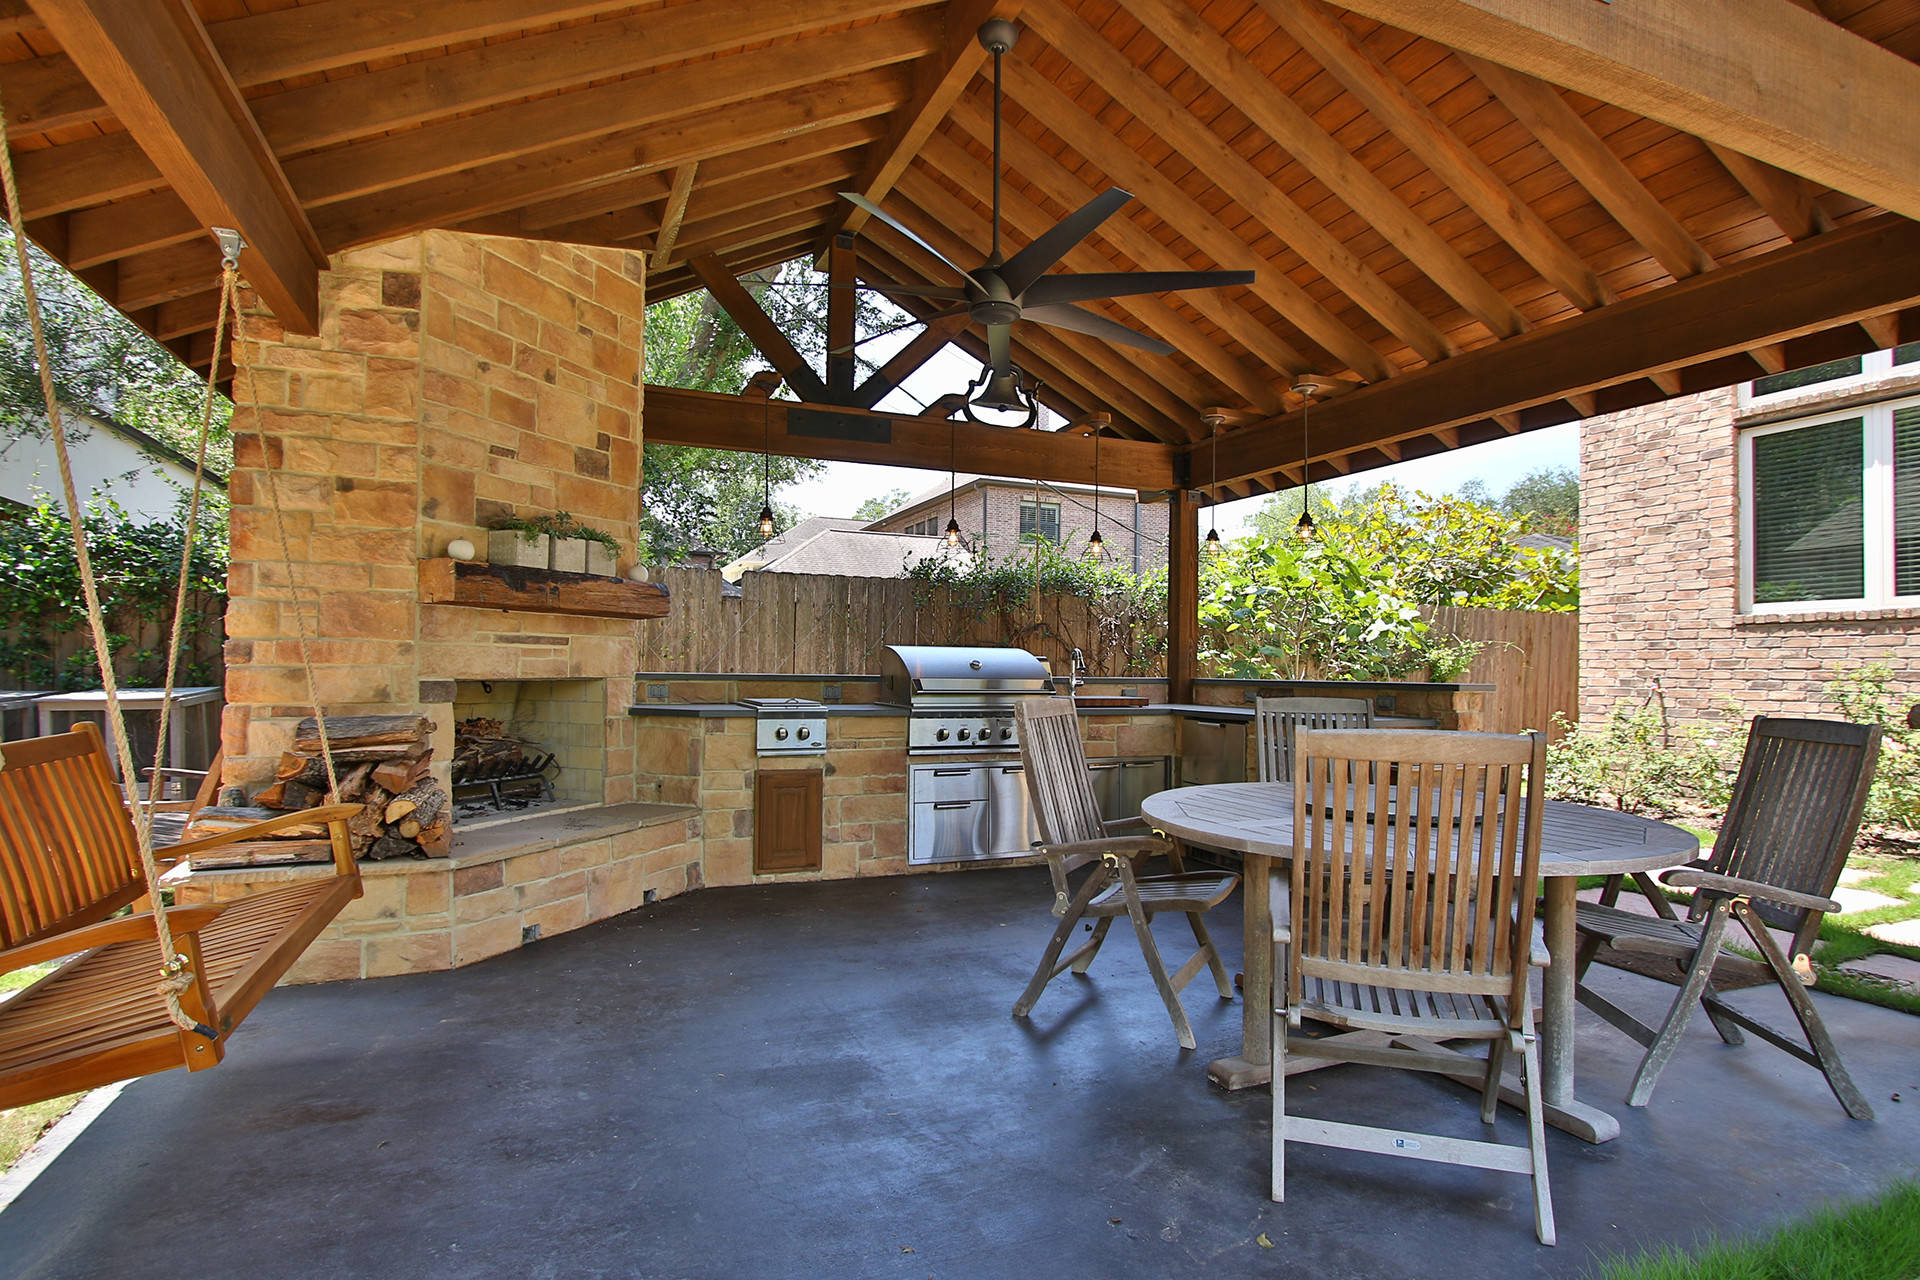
left=0, top=86, right=208, bottom=1039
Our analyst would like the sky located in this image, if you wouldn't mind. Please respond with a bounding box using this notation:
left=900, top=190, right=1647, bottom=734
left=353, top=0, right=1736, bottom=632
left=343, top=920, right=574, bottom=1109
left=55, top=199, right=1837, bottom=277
left=778, top=324, right=1580, bottom=533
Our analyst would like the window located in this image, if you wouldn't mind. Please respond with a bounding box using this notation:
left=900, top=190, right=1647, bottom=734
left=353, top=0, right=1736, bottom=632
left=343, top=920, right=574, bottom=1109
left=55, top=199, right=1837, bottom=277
left=1740, top=343, right=1920, bottom=408
left=1019, top=499, right=1061, bottom=544
left=1740, top=395, right=1920, bottom=611
left=904, top=516, right=939, bottom=536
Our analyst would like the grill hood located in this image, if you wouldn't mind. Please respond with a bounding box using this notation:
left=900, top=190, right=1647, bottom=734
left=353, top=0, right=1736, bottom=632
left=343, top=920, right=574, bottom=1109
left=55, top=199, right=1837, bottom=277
left=878, top=645, right=1056, bottom=705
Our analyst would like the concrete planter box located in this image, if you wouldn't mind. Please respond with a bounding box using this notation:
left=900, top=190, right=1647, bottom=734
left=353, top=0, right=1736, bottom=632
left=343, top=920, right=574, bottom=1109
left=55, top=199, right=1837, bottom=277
left=487, top=530, right=551, bottom=568
left=549, top=537, right=589, bottom=573
left=585, top=542, right=618, bottom=577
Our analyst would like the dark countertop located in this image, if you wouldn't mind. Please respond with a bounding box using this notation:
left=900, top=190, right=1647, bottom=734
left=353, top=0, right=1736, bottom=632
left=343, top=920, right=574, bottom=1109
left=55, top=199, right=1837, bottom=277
left=627, top=701, right=1435, bottom=726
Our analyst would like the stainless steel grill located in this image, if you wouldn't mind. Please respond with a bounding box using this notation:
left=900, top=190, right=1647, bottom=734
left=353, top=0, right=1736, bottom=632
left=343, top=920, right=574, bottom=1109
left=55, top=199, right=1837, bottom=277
left=877, top=644, right=1055, bottom=754
left=739, top=697, right=827, bottom=755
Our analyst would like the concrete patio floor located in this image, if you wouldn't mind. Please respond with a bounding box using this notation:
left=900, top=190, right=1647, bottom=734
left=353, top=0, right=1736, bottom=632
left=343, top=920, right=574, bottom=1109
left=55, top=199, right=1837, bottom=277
left=4, top=867, right=1917, bottom=1280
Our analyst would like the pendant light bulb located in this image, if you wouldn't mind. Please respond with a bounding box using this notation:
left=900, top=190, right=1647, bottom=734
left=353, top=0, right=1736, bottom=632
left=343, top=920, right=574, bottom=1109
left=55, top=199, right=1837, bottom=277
left=1294, top=509, right=1315, bottom=542
left=1204, top=525, right=1222, bottom=556
left=944, top=516, right=962, bottom=547
left=1291, top=379, right=1319, bottom=545
left=758, top=504, right=776, bottom=540
left=1087, top=527, right=1105, bottom=558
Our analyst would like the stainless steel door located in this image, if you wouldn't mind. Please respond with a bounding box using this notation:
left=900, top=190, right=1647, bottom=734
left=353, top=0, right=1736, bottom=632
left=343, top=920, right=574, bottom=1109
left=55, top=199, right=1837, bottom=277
left=909, top=762, right=1038, bottom=864
left=1179, top=718, right=1247, bottom=786
left=1088, top=756, right=1170, bottom=824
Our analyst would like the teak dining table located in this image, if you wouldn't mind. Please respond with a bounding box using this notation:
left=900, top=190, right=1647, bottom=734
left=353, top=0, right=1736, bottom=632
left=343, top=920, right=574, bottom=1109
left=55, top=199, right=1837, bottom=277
left=1139, top=781, right=1698, bottom=1144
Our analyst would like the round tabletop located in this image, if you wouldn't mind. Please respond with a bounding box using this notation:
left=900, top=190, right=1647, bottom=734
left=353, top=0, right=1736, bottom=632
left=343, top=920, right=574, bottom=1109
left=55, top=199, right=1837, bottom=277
left=1140, top=782, right=1698, bottom=877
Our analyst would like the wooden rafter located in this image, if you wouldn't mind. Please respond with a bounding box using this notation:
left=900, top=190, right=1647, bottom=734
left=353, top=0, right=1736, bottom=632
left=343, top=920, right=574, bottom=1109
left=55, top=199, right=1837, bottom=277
left=31, top=0, right=327, bottom=333
left=650, top=163, right=698, bottom=271
left=1337, top=0, right=1920, bottom=222
left=688, top=252, right=832, bottom=403
left=1707, top=143, right=1833, bottom=242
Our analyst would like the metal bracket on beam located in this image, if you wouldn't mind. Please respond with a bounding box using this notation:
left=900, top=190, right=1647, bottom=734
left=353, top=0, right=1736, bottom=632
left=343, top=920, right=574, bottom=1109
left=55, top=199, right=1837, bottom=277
left=211, top=227, right=246, bottom=270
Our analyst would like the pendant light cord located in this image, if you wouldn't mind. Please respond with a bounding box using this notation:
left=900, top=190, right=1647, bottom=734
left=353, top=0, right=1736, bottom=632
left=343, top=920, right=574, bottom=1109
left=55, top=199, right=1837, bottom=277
left=991, top=45, right=1004, bottom=264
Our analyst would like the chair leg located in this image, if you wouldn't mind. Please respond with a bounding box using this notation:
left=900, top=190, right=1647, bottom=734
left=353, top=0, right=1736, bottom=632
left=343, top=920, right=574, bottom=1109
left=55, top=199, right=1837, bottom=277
left=1732, top=901, right=1874, bottom=1121
left=1517, top=1028, right=1556, bottom=1247
left=1184, top=910, right=1234, bottom=999
left=1481, top=1032, right=1510, bottom=1124
left=1069, top=916, right=1115, bottom=975
left=1626, top=901, right=1732, bottom=1108
left=1013, top=869, right=1109, bottom=1018
left=1271, top=1006, right=1286, bottom=1203
left=1125, top=893, right=1197, bottom=1050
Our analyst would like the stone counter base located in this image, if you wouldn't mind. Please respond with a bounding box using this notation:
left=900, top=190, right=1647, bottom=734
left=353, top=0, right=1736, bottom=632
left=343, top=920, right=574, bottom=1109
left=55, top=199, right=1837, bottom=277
left=172, top=802, right=701, bottom=983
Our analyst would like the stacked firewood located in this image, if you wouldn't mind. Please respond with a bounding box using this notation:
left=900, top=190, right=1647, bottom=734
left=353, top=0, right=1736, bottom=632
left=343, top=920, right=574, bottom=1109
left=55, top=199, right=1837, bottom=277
left=183, top=714, right=451, bottom=867
left=452, top=717, right=545, bottom=782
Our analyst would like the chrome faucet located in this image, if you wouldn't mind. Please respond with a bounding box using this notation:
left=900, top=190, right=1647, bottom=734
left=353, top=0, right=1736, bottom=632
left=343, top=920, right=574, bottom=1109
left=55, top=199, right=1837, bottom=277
left=1068, top=647, right=1087, bottom=693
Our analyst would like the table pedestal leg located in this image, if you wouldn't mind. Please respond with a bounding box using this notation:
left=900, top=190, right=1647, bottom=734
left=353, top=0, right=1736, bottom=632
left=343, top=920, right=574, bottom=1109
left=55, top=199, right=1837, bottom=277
left=1209, top=854, right=1272, bottom=1091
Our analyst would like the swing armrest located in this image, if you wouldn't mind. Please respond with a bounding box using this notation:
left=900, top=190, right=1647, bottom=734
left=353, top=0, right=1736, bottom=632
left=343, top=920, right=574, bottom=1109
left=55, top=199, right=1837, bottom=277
left=1660, top=869, right=1840, bottom=916
left=0, top=905, right=227, bottom=976
left=167, top=804, right=362, bottom=857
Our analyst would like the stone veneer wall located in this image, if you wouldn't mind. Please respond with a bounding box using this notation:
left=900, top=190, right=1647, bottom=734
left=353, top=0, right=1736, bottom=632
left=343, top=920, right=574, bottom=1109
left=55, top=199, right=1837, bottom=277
left=1582, top=385, right=1920, bottom=724
left=222, top=230, right=648, bottom=804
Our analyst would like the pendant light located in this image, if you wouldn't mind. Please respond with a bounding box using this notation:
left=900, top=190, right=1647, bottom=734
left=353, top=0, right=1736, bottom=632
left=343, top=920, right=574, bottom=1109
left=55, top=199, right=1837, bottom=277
left=944, top=420, right=962, bottom=547
left=1202, top=412, right=1224, bottom=557
left=1086, top=425, right=1106, bottom=558
left=755, top=395, right=776, bottom=541
left=1292, top=380, right=1318, bottom=542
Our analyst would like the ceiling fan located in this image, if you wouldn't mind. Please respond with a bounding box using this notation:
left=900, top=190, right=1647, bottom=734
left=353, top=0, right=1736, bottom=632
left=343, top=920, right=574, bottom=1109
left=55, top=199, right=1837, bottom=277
left=845, top=19, right=1254, bottom=424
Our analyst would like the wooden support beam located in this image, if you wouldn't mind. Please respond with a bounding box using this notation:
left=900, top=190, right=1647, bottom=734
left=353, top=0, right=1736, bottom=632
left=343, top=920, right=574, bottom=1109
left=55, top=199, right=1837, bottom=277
left=1257, top=0, right=1608, bottom=312
left=945, top=88, right=1308, bottom=379
left=1707, top=143, right=1832, bottom=242
left=1117, top=0, right=1528, bottom=339
left=688, top=252, right=832, bottom=403
left=1462, top=54, right=1713, bottom=281
left=833, top=0, right=1024, bottom=242
left=650, top=163, right=698, bottom=271
left=1336, top=0, right=1920, bottom=222
left=854, top=311, right=967, bottom=411
left=1166, top=487, right=1198, bottom=704
left=33, top=0, right=326, bottom=332
left=1213, top=213, right=1920, bottom=484
left=644, top=384, right=1180, bottom=490
left=826, top=233, right=858, bottom=399
left=1000, top=58, right=1390, bottom=382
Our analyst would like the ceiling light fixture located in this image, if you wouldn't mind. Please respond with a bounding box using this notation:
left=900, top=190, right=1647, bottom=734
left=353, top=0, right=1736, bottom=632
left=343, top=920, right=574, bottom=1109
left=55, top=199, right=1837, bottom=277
left=1203, top=412, right=1225, bottom=557
left=1087, top=426, right=1106, bottom=559
left=756, top=395, right=776, bottom=542
left=1292, top=380, right=1319, bottom=542
left=945, top=421, right=963, bottom=547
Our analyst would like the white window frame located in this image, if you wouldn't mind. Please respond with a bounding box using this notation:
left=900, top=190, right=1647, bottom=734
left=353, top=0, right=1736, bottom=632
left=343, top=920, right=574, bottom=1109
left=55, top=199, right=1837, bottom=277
left=1019, top=497, right=1061, bottom=544
left=1738, top=393, right=1917, bottom=613
left=1737, top=345, right=1920, bottom=411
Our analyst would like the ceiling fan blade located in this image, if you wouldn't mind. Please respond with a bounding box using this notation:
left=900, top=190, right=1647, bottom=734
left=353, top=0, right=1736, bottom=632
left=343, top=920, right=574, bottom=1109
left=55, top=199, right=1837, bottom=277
left=827, top=307, right=968, bottom=355
left=1022, top=268, right=1257, bottom=309
left=864, top=280, right=970, bottom=302
left=997, top=188, right=1133, bottom=297
left=987, top=322, right=1013, bottom=377
left=841, top=193, right=985, bottom=291
left=1023, top=303, right=1174, bottom=355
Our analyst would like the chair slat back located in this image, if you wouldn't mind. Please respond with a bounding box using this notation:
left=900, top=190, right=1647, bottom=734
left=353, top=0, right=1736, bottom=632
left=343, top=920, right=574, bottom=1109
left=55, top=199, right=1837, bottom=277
left=0, top=724, right=145, bottom=949
left=1290, top=729, right=1545, bottom=1012
left=1713, top=717, right=1881, bottom=940
left=1256, top=697, right=1374, bottom=783
left=1015, top=697, right=1106, bottom=863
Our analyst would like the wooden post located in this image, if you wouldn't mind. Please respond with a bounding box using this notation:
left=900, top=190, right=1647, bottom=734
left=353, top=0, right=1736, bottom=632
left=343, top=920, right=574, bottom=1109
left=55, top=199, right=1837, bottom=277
left=827, top=232, right=856, bottom=401
left=1167, top=487, right=1198, bottom=704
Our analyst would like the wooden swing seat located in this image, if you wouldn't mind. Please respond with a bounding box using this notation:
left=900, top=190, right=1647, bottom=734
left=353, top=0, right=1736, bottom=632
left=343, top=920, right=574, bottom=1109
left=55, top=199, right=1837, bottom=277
left=0, top=724, right=360, bottom=1109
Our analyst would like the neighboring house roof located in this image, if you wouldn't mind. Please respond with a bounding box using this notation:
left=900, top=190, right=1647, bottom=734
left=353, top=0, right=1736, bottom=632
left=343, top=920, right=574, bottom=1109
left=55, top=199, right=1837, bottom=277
left=0, top=408, right=226, bottom=521
left=870, top=473, right=1144, bottom=527
left=722, top=523, right=970, bottom=581
left=1514, top=533, right=1575, bottom=553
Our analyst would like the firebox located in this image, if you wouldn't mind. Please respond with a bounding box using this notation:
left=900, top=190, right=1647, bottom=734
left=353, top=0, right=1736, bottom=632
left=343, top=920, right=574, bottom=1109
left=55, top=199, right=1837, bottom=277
left=450, top=678, right=607, bottom=817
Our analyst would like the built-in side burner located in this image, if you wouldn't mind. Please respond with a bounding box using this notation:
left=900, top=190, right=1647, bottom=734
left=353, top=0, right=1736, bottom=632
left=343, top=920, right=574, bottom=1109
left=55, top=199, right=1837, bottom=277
left=739, top=698, right=827, bottom=756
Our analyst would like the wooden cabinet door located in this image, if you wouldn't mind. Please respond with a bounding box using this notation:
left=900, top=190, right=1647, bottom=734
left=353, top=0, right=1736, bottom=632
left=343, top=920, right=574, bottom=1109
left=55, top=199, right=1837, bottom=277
left=754, top=769, right=823, bottom=873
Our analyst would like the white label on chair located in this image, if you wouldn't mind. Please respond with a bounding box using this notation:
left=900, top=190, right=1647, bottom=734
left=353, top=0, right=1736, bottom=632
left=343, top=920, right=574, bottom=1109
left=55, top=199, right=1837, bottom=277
left=1393, top=1138, right=1421, bottom=1151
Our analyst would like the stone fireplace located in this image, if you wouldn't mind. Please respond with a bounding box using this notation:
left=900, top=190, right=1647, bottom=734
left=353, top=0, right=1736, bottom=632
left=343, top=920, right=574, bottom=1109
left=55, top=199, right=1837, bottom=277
left=450, top=677, right=610, bottom=820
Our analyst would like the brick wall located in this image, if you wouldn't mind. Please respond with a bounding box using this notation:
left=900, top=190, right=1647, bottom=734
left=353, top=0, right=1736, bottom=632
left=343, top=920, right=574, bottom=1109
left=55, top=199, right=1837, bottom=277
left=872, top=480, right=1170, bottom=573
left=224, top=230, right=648, bottom=801
left=1581, top=384, right=1920, bottom=724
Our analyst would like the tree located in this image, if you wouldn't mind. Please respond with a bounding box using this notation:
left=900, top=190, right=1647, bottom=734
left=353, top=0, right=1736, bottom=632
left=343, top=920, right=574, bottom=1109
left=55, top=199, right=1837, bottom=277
left=1497, top=465, right=1579, bottom=538
left=0, top=227, right=230, bottom=469
left=640, top=258, right=911, bottom=560
left=854, top=488, right=910, bottom=521
left=1245, top=486, right=1337, bottom=543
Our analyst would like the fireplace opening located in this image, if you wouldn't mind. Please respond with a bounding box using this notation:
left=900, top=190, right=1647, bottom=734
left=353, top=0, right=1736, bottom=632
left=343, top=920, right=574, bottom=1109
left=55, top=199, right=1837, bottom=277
left=450, top=678, right=607, bottom=827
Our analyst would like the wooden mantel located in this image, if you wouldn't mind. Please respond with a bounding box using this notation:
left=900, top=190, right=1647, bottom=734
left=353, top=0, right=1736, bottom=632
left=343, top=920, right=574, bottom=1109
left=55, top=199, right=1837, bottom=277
left=418, top=559, right=671, bottom=621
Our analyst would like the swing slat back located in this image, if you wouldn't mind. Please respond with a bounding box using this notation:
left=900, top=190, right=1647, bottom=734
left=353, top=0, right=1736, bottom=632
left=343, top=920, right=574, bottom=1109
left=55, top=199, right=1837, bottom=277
left=0, top=722, right=148, bottom=948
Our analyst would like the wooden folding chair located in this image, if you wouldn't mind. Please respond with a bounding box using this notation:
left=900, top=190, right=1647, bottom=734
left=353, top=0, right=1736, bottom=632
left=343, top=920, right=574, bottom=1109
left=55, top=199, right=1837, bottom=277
left=1574, top=716, right=1881, bottom=1118
left=1011, top=696, right=1239, bottom=1050
left=1274, top=728, right=1554, bottom=1245
left=1255, top=696, right=1373, bottom=782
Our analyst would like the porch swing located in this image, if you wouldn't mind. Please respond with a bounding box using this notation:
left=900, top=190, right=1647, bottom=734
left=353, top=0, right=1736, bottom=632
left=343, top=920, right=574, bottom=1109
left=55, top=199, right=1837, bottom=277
left=0, top=121, right=361, bottom=1110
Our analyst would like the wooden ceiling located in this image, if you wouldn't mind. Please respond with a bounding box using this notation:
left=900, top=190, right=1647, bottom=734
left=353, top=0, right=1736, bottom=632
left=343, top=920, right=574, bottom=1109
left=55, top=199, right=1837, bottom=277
left=8, top=0, right=1920, bottom=499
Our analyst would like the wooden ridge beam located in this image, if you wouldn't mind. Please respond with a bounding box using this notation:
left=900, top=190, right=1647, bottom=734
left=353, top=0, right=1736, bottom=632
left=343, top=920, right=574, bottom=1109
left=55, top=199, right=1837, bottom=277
left=1335, top=0, right=1920, bottom=222
left=688, top=252, right=832, bottom=403
left=1210, top=213, right=1920, bottom=485
left=1000, top=56, right=1390, bottom=383
left=832, top=0, right=1023, bottom=242
left=1257, top=0, right=1609, bottom=313
left=32, top=0, right=326, bottom=332
left=945, top=88, right=1309, bottom=378
left=644, top=384, right=1180, bottom=490
left=1462, top=54, right=1712, bottom=281
left=1113, top=0, right=1527, bottom=341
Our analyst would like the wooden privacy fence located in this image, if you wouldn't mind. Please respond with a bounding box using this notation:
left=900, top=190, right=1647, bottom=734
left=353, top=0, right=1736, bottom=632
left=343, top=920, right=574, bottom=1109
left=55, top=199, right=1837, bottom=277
left=636, top=570, right=1578, bottom=734
left=0, top=589, right=225, bottom=691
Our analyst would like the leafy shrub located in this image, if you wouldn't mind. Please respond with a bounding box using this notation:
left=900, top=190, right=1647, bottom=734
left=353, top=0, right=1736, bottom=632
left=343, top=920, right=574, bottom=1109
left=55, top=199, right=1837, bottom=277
left=1545, top=703, right=1736, bottom=817
left=1826, top=663, right=1920, bottom=828
left=0, top=491, right=227, bottom=689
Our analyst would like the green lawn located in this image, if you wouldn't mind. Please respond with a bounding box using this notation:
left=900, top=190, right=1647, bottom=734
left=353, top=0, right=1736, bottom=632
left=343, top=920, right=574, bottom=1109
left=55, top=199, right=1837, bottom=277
left=1589, top=1182, right=1920, bottom=1280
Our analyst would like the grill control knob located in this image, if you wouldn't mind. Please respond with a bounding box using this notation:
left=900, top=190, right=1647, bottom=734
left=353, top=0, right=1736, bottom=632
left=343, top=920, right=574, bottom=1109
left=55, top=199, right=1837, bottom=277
left=1000, top=726, right=1014, bottom=741
left=978, top=725, right=991, bottom=739
left=957, top=727, right=972, bottom=741
left=796, top=726, right=811, bottom=741
left=774, top=726, right=789, bottom=741
left=935, top=727, right=950, bottom=742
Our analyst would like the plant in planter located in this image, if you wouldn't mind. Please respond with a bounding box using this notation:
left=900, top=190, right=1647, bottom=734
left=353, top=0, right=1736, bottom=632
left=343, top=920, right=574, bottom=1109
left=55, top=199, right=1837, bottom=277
left=486, top=512, right=623, bottom=576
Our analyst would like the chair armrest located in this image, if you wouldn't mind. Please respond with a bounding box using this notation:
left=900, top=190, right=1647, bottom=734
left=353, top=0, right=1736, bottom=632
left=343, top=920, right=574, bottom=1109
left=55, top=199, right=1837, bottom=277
left=0, top=905, right=227, bottom=975
left=1661, top=868, right=1840, bottom=916
left=1101, top=816, right=1150, bottom=835
left=1038, top=835, right=1171, bottom=861
left=166, top=803, right=362, bottom=857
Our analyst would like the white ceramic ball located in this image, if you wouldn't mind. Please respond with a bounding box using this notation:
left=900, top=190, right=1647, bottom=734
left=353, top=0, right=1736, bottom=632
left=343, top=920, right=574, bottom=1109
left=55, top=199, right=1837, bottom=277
left=446, top=538, right=476, bottom=561
left=628, top=563, right=649, bottom=583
